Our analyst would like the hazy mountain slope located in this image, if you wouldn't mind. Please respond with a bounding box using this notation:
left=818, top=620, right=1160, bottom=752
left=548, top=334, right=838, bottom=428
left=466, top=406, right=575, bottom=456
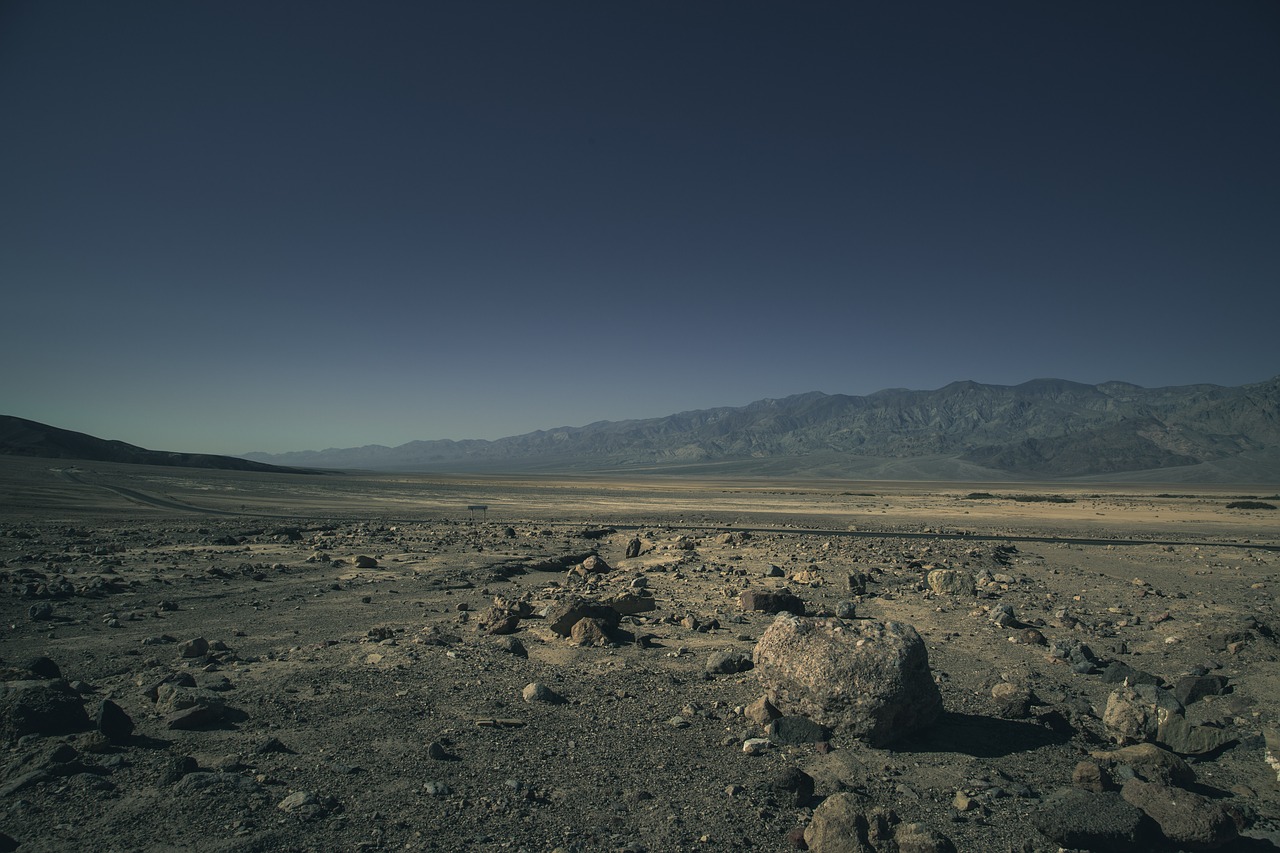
left=0, top=416, right=316, bottom=475
left=242, top=377, right=1280, bottom=480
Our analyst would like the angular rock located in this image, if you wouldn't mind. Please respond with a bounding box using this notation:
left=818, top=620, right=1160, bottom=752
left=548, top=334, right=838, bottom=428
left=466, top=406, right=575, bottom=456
left=179, top=637, right=209, bottom=659
left=804, top=792, right=874, bottom=853
left=495, top=636, right=528, bottom=658
left=1103, top=684, right=1183, bottom=744
left=1174, top=674, right=1228, bottom=706
left=926, top=569, right=974, bottom=596
left=165, top=702, right=227, bottom=730
left=770, top=766, right=815, bottom=807
left=570, top=616, right=612, bottom=647
left=1030, top=788, right=1152, bottom=852
left=1266, top=726, right=1280, bottom=783
left=545, top=597, right=618, bottom=637
left=604, top=591, right=656, bottom=615
left=475, top=606, right=521, bottom=635
left=23, top=656, right=62, bottom=680
left=753, top=615, right=941, bottom=746
left=1073, top=760, right=1112, bottom=793
left=521, top=682, right=563, bottom=703
left=893, top=823, right=957, bottom=853
left=1121, top=777, right=1237, bottom=849
left=570, top=555, right=610, bottom=576
left=739, top=588, right=806, bottom=616
left=991, top=681, right=1033, bottom=719
left=95, top=699, right=134, bottom=741
left=1091, top=742, right=1194, bottom=786
left=353, top=555, right=378, bottom=568
left=1101, top=661, right=1161, bottom=686
left=744, top=695, right=781, bottom=727
left=768, top=715, right=831, bottom=745
left=625, top=536, right=642, bottom=558
left=1, top=680, right=91, bottom=742
left=705, top=650, right=754, bottom=675
left=1156, top=713, right=1236, bottom=757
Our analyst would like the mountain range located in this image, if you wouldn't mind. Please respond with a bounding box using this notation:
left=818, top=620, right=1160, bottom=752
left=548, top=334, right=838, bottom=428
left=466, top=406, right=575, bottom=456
left=243, top=377, right=1280, bottom=482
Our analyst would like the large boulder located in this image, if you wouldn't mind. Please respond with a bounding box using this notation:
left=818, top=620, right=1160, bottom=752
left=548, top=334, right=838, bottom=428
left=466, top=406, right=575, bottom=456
left=1031, top=788, right=1153, bottom=852
left=752, top=616, right=942, bottom=746
left=926, top=569, right=974, bottom=596
left=1121, top=778, right=1238, bottom=849
left=1, top=680, right=91, bottom=742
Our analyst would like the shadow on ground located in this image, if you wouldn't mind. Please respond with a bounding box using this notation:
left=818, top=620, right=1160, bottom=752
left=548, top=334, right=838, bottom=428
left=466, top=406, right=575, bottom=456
left=896, top=712, right=1070, bottom=758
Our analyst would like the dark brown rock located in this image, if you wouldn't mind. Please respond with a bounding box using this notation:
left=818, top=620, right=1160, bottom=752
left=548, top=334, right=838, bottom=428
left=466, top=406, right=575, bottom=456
left=1030, top=788, right=1152, bottom=852
left=739, top=588, right=806, bottom=616
left=1121, top=777, right=1238, bottom=849
left=1, top=680, right=91, bottom=742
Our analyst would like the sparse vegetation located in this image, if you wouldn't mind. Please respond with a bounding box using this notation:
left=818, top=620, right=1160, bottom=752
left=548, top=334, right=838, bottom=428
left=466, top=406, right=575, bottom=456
left=965, top=492, right=995, bottom=499
left=1226, top=500, right=1276, bottom=510
left=1008, top=494, right=1075, bottom=504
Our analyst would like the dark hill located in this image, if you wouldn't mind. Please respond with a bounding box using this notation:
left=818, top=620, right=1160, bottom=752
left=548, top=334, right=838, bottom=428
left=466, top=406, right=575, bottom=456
left=0, top=416, right=316, bottom=475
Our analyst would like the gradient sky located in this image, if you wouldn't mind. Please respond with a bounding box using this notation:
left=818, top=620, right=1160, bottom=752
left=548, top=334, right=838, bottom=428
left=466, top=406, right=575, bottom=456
left=2, top=2, right=1278, bottom=455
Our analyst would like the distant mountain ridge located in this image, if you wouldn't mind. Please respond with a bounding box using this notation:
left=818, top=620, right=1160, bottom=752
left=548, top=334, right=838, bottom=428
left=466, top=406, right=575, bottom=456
left=0, top=415, right=315, bottom=475
left=244, top=377, right=1280, bottom=482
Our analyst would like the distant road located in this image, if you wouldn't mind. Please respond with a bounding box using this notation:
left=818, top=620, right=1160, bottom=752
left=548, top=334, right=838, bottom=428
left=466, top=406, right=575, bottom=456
left=55, top=468, right=244, bottom=516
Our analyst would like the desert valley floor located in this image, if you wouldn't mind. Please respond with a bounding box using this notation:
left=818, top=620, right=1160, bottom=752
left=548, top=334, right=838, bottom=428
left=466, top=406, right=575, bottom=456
left=1, top=456, right=1278, bottom=852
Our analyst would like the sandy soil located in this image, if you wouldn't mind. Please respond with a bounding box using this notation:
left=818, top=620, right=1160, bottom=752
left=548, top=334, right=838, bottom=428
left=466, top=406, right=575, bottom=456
left=1, top=456, right=1277, bottom=852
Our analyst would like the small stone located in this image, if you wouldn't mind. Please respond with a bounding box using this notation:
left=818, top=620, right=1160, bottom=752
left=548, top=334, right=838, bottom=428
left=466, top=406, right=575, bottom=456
left=522, top=682, right=562, bottom=704
left=277, top=790, right=321, bottom=812
left=353, top=555, right=378, bottom=568
left=803, top=792, right=870, bottom=853
left=28, top=602, right=54, bottom=621
left=742, top=737, right=772, bottom=755
left=744, top=696, right=781, bottom=727
left=165, top=702, right=227, bottom=730
left=179, top=637, right=209, bottom=659
left=1072, top=760, right=1111, bottom=793
left=893, top=823, right=956, bottom=853
left=255, top=737, right=293, bottom=754
left=770, top=766, right=815, bottom=807
left=991, top=682, right=1033, bottom=719
left=705, top=650, right=754, bottom=675
left=495, top=635, right=527, bottom=658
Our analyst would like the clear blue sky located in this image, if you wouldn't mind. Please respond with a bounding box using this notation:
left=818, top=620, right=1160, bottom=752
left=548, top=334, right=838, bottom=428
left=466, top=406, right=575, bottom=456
left=2, top=2, right=1277, bottom=455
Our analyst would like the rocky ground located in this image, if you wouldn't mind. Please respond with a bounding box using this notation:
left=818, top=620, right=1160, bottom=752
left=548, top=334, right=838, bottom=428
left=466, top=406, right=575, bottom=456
left=1, top=459, right=1278, bottom=852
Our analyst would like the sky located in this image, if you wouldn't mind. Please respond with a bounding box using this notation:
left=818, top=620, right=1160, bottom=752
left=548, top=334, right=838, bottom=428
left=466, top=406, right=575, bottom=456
left=2, top=2, right=1278, bottom=456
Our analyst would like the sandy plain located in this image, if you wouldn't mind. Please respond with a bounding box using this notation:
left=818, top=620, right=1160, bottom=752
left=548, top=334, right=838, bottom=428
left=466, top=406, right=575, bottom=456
left=1, top=455, right=1277, bottom=852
